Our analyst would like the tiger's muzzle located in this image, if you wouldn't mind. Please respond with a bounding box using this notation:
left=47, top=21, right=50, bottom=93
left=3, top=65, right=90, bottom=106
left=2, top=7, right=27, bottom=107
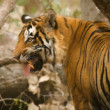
left=19, top=46, right=45, bottom=76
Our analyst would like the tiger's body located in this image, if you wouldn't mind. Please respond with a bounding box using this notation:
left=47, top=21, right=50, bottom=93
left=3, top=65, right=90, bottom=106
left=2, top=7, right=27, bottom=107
left=14, top=9, right=110, bottom=110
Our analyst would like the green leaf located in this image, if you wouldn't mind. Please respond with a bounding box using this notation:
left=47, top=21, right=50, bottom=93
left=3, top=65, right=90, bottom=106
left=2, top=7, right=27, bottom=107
left=54, top=0, right=61, bottom=6
left=31, top=7, right=37, bottom=14
left=14, top=99, right=18, bottom=105
left=17, top=0, right=29, bottom=6
left=73, top=10, right=81, bottom=18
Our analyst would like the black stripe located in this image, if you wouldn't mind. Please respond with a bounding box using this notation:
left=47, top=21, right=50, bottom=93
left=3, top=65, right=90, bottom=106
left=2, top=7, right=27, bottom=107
left=70, top=25, right=74, bottom=36
left=74, top=21, right=84, bottom=83
left=95, top=59, right=106, bottom=110
left=36, top=17, right=41, bottom=22
left=54, top=20, right=58, bottom=29
left=40, top=30, right=49, bottom=43
left=98, top=59, right=108, bottom=109
left=79, top=22, right=90, bottom=42
left=107, top=50, right=109, bottom=62
left=84, top=30, right=102, bottom=65
left=100, top=55, right=105, bottom=96
left=36, top=20, right=39, bottom=22
left=95, top=61, right=103, bottom=107
left=32, top=21, right=36, bottom=26
left=90, top=35, right=99, bottom=44
left=34, top=32, right=39, bottom=39
left=63, top=17, right=69, bottom=28
left=35, top=45, right=51, bottom=54
left=75, top=22, right=93, bottom=69
left=90, top=36, right=103, bottom=51
left=105, top=67, right=110, bottom=92
left=100, top=55, right=110, bottom=108
left=80, top=23, right=94, bottom=48
left=99, top=27, right=110, bottom=32
left=49, top=19, right=54, bottom=28
left=96, top=43, right=105, bottom=69
left=44, top=48, right=47, bottom=61
left=27, top=25, right=32, bottom=30
left=85, top=30, right=101, bottom=49
left=79, top=23, right=93, bottom=66
left=36, top=26, right=40, bottom=30
left=51, top=38, right=55, bottom=43
left=43, top=45, right=51, bottom=55
left=94, top=21, right=104, bottom=23
left=96, top=61, right=98, bottom=93
left=52, top=48, right=56, bottom=65
left=88, top=39, right=105, bottom=77
left=39, top=36, right=44, bottom=45
left=73, top=21, right=82, bottom=41
left=80, top=60, right=84, bottom=90
left=35, top=45, right=43, bottom=49
left=80, top=21, right=91, bottom=41
left=37, top=16, right=41, bottom=19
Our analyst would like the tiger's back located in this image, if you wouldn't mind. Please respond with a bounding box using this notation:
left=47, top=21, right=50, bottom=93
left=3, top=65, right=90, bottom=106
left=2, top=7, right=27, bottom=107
left=64, top=19, right=110, bottom=110
left=13, top=9, right=110, bottom=110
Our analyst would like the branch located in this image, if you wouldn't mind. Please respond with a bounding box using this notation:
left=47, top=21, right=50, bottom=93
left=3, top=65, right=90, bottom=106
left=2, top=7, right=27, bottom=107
left=92, top=0, right=110, bottom=21
left=0, top=0, right=17, bottom=29
left=0, top=58, right=20, bottom=67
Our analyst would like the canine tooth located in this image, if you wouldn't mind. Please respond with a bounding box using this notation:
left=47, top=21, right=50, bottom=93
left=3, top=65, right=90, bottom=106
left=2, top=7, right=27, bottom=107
left=28, top=61, right=34, bottom=69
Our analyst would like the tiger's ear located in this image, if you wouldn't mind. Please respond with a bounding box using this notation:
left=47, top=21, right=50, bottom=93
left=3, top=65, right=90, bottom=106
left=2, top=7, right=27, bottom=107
left=44, top=9, right=56, bottom=29
left=21, top=14, right=32, bottom=23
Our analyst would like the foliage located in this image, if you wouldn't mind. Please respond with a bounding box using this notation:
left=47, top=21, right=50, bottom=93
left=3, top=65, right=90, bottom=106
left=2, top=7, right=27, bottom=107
left=17, top=0, right=29, bottom=6
left=14, top=98, right=29, bottom=110
left=16, top=0, right=81, bottom=17
left=40, top=0, right=81, bottom=17
left=40, top=0, right=72, bottom=16
left=40, top=0, right=61, bottom=13
left=0, top=34, right=3, bottom=39
left=0, top=0, right=80, bottom=109
left=8, top=17, right=19, bottom=26
left=73, top=9, right=81, bottom=18
left=31, top=7, right=37, bottom=14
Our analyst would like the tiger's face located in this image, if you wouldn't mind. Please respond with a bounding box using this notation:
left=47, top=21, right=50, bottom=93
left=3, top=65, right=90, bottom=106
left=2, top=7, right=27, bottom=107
left=13, top=9, right=65, bottom=76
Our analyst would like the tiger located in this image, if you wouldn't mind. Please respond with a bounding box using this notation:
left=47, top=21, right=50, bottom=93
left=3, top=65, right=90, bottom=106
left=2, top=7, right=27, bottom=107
left=13, top=9, right=110, bottom=110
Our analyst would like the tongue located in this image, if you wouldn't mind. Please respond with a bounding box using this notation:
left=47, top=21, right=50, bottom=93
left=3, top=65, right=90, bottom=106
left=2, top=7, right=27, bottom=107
left=23, top=63, right=31, bottom=76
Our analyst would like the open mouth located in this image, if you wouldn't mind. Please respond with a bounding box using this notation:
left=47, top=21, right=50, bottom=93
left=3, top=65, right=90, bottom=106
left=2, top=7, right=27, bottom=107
left=22, top=57, right=43, bottom=76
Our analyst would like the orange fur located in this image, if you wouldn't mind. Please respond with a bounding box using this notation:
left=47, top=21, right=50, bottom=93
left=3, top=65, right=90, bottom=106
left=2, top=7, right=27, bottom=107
left=14, top=9, right=110, bottom=110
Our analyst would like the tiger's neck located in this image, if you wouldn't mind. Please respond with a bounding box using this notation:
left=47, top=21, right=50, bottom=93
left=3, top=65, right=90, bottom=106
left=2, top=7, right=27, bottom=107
left=54, top=16, right=82, bottom=66
left=55, top=16, right=98, bottom=67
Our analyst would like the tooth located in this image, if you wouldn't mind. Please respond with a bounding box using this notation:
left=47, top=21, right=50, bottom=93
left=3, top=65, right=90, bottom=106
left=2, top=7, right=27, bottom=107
left=28, top=61, right=34, bottom=69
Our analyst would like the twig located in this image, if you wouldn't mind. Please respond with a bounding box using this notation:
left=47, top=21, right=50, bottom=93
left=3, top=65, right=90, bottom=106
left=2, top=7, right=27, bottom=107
left=21, top=92, right=33, bottom=102
left=0, top=94, right=6, bottom=106
left=0, top=98, right=29, bottom=106
left=92, top=0, right=110, bottom=21
left=0, top=58, right=20, bottom=67
left=9, top=89, right=29, bottom=110
left=0, top=98, right=14, bottom=102
left=0, top=76, right=26, bottom=86
left=5, top=66, right=13, bottom=72
left=0, top=0, right=17, bottom=29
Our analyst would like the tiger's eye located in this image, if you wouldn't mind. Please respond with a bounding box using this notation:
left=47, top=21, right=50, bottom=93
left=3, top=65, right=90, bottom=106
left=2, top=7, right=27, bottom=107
left=25, top=38, right=34, bottom=43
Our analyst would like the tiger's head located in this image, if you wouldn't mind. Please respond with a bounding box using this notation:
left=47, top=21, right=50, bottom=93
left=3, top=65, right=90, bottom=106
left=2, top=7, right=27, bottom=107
left=13, top=9, right=66, bottom=76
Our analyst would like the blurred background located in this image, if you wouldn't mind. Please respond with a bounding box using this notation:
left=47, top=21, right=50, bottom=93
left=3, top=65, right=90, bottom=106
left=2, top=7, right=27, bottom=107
left=0, top=0, right=108, bottom=110
left=0, top=0, right=82, bottom=50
